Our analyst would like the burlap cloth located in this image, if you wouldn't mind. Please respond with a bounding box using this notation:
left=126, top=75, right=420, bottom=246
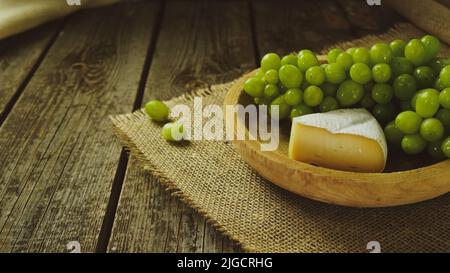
left=111, top=23, right=450, bottom=253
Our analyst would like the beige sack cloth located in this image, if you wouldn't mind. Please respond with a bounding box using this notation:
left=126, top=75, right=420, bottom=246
left=112, top=24, right=450, bottom=253
left=0, top=0, right=118, bottom=39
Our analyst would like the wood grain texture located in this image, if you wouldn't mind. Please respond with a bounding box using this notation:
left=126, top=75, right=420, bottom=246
left=0, top=22, right=61, bottom=121
left=108, top=0, right=254, bottom=253
left=0, top=2, right=157, bottom=252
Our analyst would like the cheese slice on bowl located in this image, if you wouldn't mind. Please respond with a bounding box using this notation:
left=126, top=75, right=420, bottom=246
left=288, top=109, right=388, bottom=173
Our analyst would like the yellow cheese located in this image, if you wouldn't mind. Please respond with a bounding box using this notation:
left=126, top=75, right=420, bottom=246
left=288, top=109, right=388, bottom=173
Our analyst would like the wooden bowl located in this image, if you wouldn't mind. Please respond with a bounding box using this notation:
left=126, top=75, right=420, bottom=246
left=224, top=69, right=450, bottom=207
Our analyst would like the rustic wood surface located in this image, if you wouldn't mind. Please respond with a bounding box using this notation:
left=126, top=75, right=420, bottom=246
left=0, top=0, right=407, bottom=252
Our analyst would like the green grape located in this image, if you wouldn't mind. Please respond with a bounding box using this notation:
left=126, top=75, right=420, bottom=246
left=290, top=104, right=313, bottom=119
left=255, top=70, right=265, bottom=79
left=400, top=100, right=413, bottom=111
left=264, top=69, right=279, bottom=84
left=263, top=84, right=280, bottom=100
left=401, top=134, right=427, bottom=155
left=413, top=66, right=436, bottom=88
left=349, top=63, right=372, bottom=84
left=319, top=97, right=339, bottom=112
left=261, top=53, right=281, bottom=72
left=361, top=93, right=375, bottom=109
left=421, top=35, right=441, bottom=63
left=442, top=137, right=450, bottom=158
left=391, top=57, right=413, bottom=78
left=270, top=95, right=291, bottom=120
left=352, top=47, right=371, bottom=65
left=429, top=58, right=450, bottom=74
left=372, top=103, right=396, bottom=123
left=325, top=63, right=346, bottom=84
left=436, top=109, right=450, bottom=127
left=336, top=80, right=364, bottom=107
left=414, top=89, right=440, bottom=118
left=297, top=51, right=319, bottom=72
left=320, top=82, right=338, bottom=97
left=336, top=52, right=354, bottom=71
left=428, top=140, right=446, bottom=160
left=393, top=74, right=417, bottom=101
left=420, top=118, right=444, bottom=142
left=390, top=39, right=406, bottom=57
left=327, top=48, right=343, bottom=63
left=346, top=47, right=357, bottom=55
left=161, top=122, right=184, bottom=141
left=405, top=39, right=426, bottom=66
left=371, top=83, right=393, bottom=104
left=244, top=77, right=265, bottom=97
left=304, top=86, right=324, bottom=107
left=395, top=110, right=423, bottom=134
left=305, top=66, right=326, bottom=86
left=435, top=78, right=446, bottom=91
left=372, top=63, right=392, bottom=83
left=411, top=89, right=440, bottom=109
left=281, top=54, right=298, bottom=66
left=441, top=66, right=450, bottom=89
left=384, top=121, right=404, bottom=145
left=370, top=43, right=392, bottom=64
left=298, top=49, right=314, bottom=56
left=284, top=88, right=303, bottom=106
left=145, top=100, right=170, bottom=122
left=440, top=88, right=450, bottom=109
left=254, top=97, right=271, bottom=105
left=279, top=64, right=303, bottom=88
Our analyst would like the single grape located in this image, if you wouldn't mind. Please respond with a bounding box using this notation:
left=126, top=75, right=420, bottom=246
left=361, top=93, right=376, bottom=109
left=336, top=52, right=354, bottom=71
left=395, top=110, right=423, bottom=134
left=440, top=65, right=450, bottom=88
left=436, top=109, right=450, bottom=127
left=390, top=39, right=406, bottom=57
left=352, top=47, right=371, bottom=65
left=370, top=43, right=392, bottom=64
left=429, top=58, right=450, bottom=74
left=391, top=57, right=413, bottom=78
left=290, top=104, right=313, bottom=119
left=320, top=82, right=338, bottom=97
left=350, top=63, right=372, bottom=84
left=371, top=83, right=393, bottom=104
left=304, top=86, right=324, bottom=107
left=255, top=70, right=265, bottom=79
left=405, top=39, right=427, bottom=66
left=261, top=53, right=281, bottom=72
left=372, top=103, right=396, bottom=124
left=298, top=49, right=314, bottom=56
left=327, top=48, right=343, bottom=63
left=401, top=134, right=427, bottom=155
left=346, top=47, right=357, bottom=55
left=264, top=69, right=279, bottom=84
left=336, top=80, right=364, bottom=106
left=161, top=122, right=184, bottom=141
left=281, top=54, right=298, bottom=66
left=420, top=118, right=444, bottom=142
left=305, top=66, right=326, bottom=86
left=254, top=97, right=268, bottom=105
left=319, top=97, right=339, bottom=112
left=384, top=121, right=404, bottom=145
left=372, top=63, right=392, bottom=83
left=284, top=88, right=303, bottom=106
left=414, top=89, right=440, bottom=118
left=325, top=63, right=346, bottom=84
left=393, top=74, right=417, bottom=101
left=279, top=64, right=303, bottom=88
left=421, top=35, right=441, bottom=63
left=270, top=95, right=291, bottom=120
left=413, top=66, right=436, bottom=89
left=297, top=51, right=319, bottom=72
left=435, top=78, right=446, bottom=91
left=442, top=137, right=450, bottom=158
left=263, top=84, right=280, bottom=100
left=411, top=89, right=440, bottom=109
left=145, top=100, right=170, bottom=122
left=244, top=77, right=265, bottom=97
left=428, top=140, right=446, bottom=160
left=439, top=88, right=450, bottom=109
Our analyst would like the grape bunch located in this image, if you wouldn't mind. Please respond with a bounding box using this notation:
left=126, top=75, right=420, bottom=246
left=243, top=35, right=450, bottom=159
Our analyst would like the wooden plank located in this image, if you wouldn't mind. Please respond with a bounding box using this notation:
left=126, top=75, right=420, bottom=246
left=0, top=22, right=61, bottom=123
left=0, top=1, right=158, bottom=252
left=108, top=0, right=254, bottom=253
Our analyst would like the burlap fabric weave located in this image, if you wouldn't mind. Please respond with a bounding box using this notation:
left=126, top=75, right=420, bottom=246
left=111, top=23, right=450, bottom=253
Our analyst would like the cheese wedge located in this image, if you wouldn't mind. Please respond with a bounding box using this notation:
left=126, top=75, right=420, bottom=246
left=288, top=109, right=388, bottom=173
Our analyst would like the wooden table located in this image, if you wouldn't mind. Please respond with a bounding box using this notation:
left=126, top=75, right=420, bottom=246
left=0, top=0, right=404, bottom=253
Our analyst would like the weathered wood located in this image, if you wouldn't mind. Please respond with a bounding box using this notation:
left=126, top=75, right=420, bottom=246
left=0, top=1, right=158, bottom=252
left=108, top=0, right=254, bottom=253
left=0, top=22, right=61, bottom=122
